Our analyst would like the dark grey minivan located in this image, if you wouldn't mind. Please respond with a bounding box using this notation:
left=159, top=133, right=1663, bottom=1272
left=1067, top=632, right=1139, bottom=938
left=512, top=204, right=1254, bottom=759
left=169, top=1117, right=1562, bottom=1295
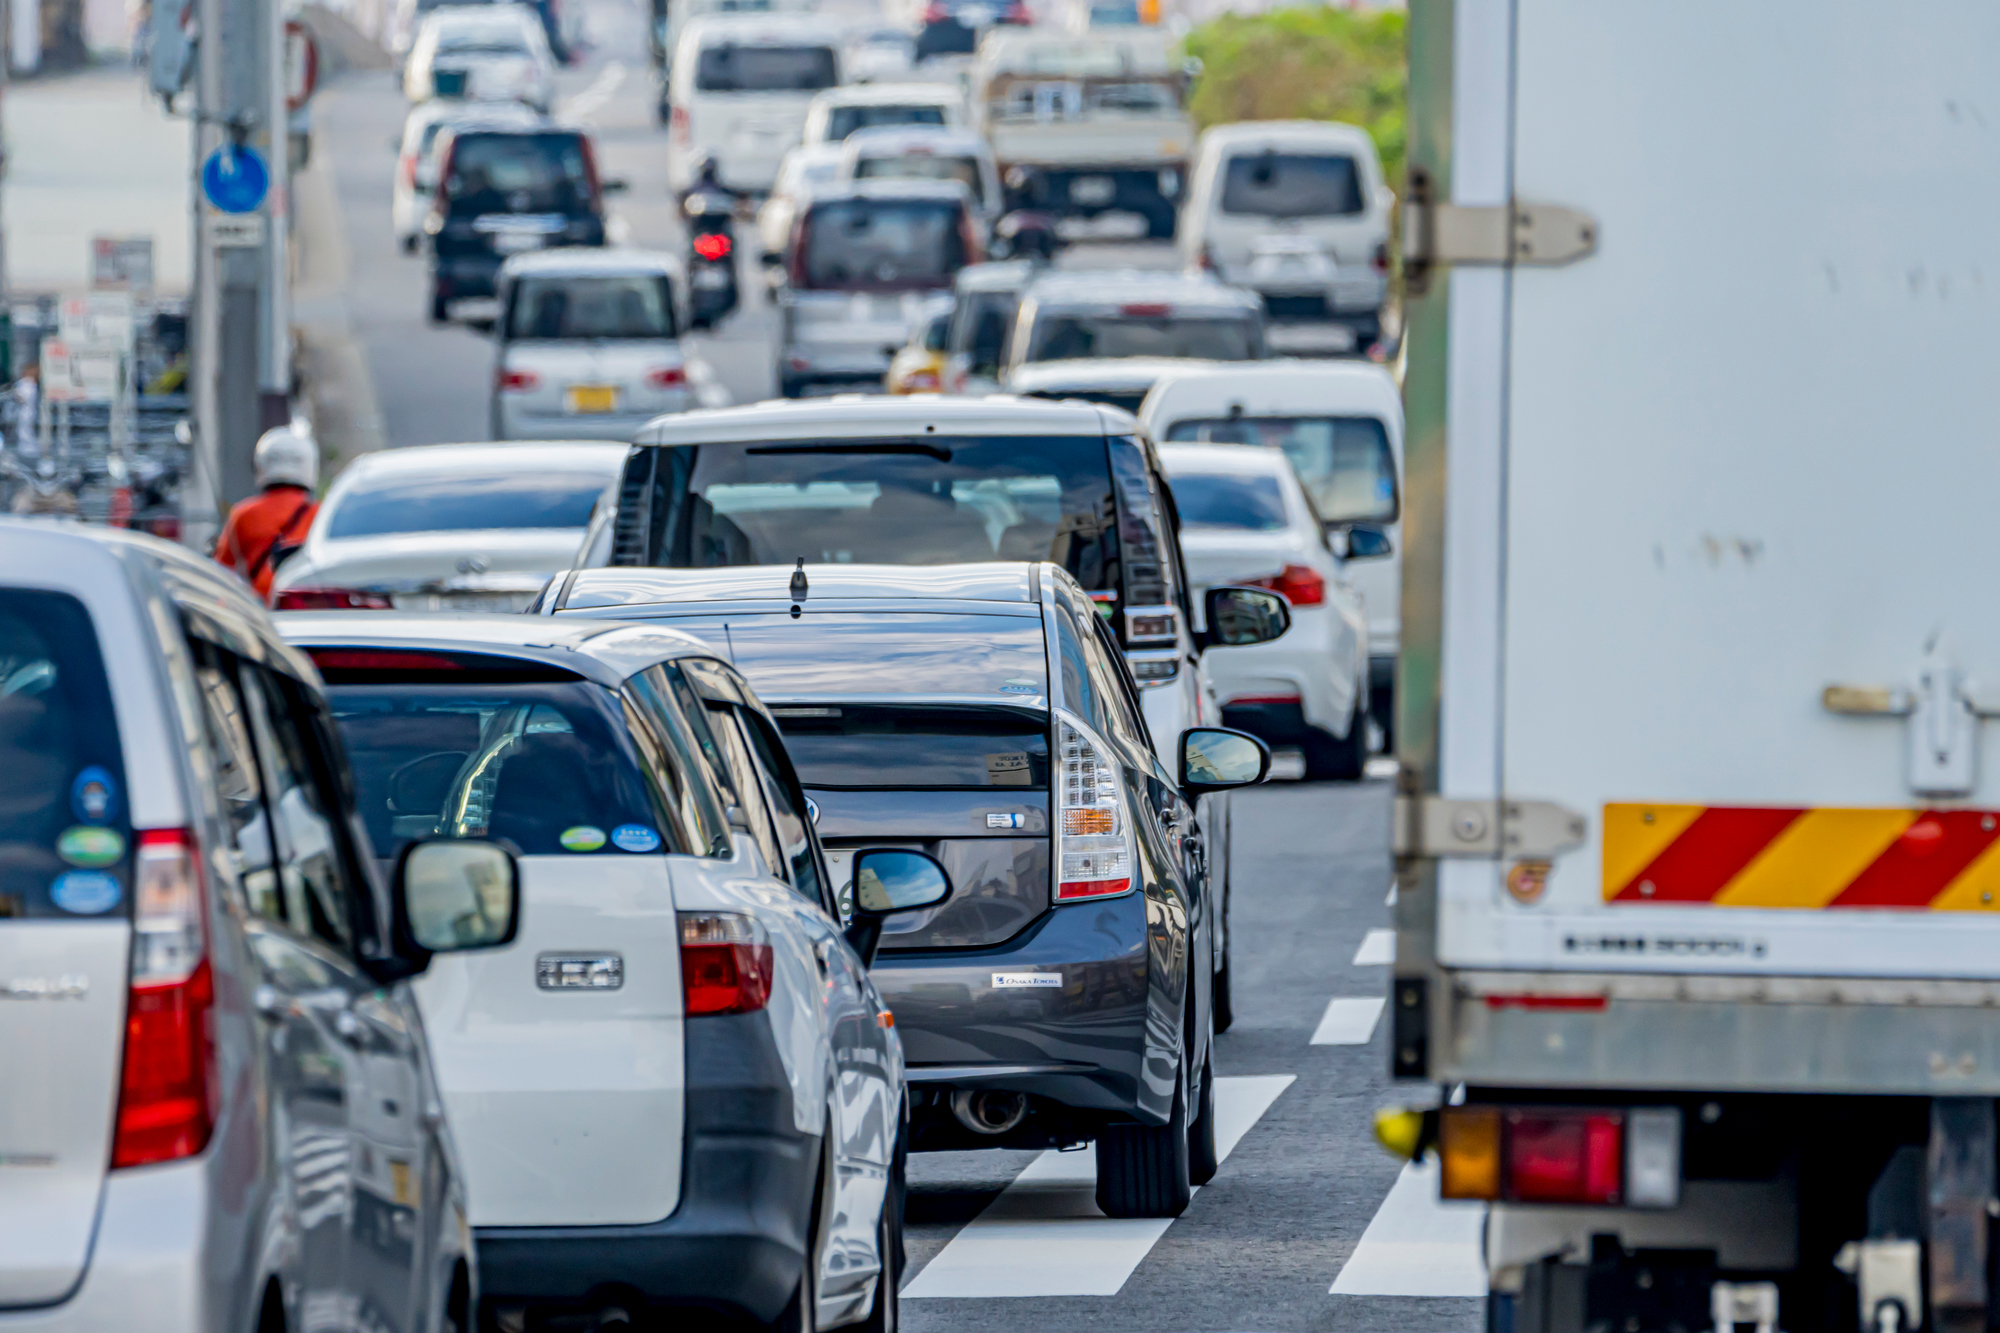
left=537, top=561, right=1283, bottom=1217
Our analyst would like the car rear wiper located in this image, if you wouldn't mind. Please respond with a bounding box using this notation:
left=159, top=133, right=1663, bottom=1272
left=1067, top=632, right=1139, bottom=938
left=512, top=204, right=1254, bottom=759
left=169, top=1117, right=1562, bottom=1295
left=745, top=442, right=953, bottom=461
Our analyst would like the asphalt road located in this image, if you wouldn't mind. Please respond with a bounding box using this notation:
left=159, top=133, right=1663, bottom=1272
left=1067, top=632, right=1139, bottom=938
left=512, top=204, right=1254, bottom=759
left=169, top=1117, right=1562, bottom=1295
left=312, top=5, right=1475, bottom=1326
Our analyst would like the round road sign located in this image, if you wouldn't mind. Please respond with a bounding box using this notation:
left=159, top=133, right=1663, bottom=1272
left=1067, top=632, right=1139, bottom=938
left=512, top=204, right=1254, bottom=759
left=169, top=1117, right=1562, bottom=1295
left=201, top=146, right=269, bottom=215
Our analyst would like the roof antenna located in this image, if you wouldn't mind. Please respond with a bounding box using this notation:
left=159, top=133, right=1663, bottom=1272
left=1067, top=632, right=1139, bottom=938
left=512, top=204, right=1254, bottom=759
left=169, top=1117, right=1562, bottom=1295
left=790, top=558, right=809, bottom=603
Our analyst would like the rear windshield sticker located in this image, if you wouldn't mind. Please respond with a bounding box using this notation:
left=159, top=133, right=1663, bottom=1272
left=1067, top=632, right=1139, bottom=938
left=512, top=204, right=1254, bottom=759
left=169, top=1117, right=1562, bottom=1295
left=999, top=678, right=1039, bottom=695
left=71, top=767, right=117, bottom=824
left=986, top=753, right=1031, bottom=785
left=57, top=825, right=125, bottom=868
left=611, top=824, right=662, bottom=853
left=50, top=871, right=121, bottom=915
left=559, top=826, right=607, bottom=853
left=992, top=972, right=1062, bottom=989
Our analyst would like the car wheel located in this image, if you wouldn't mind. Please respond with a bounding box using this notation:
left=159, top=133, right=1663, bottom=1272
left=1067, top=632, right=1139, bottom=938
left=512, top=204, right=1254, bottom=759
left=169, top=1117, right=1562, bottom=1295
left=772, top=1143, right=828, bottom=1333
left=1095, top=1070, right=1192, bottom=1218
left=1213, top=952, right=1234, bottom=1034
left=1303, top=705, right=1366, bottom=781
left=855, top=1130, right=904, bottom=1333
left=1188, top=1042, right=1219, bottom=1187
left=429, top=288, right=450, bottom=325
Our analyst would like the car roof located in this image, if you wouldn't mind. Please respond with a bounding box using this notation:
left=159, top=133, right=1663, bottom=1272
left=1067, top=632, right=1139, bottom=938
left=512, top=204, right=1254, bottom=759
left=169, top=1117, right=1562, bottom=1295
left=274, top=612, right=722, bottom=688
left=558, top=562, right=1045, bottom=614
left=1009, top=356, right=1220, bottom=393
left=1156, top=440, right=1298, bottom=476
left=499, top=247, right=685, bottom=278
left=332, top=441, right=629, bottom=482
left=1139, top=359, right=1403, bottom=428
left=843, top=125, right=986, bottom=156
left=813, top=81, right=958, bottom=106
left=805, top=178, right=972, bottom=206
left=1199, top=119, right=1380, bottom=157
left=631, top=392, right=1112, bottom=445
left=1021, top=270, right=1261, bottom=313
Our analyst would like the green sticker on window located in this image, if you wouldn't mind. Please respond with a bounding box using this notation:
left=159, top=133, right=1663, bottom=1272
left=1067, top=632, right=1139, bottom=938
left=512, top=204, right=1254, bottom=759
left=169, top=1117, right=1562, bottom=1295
left=559, top=825, right=607, bottom=852
left=56, top=824, right=125, bottom=868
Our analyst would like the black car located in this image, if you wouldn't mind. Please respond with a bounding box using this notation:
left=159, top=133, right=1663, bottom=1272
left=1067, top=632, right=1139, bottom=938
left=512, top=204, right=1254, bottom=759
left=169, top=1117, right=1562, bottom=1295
left=424, top=125, right=623, bottom=324
left=916, top=0, right=1030, bottom=60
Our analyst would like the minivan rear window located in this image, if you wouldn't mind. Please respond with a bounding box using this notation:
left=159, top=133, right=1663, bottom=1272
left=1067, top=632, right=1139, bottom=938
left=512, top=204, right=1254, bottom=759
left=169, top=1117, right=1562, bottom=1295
left=695, top=43, right=837, bottom=92
left=827, top=103, right=946, bottom=141
left=1220, top=151, right=1363, bottom=218
left=0, top=590, right=129, bottom=921
left=800, top=198, right=968, bottom=291
left=853, top=153, right=986, bottom=206
left=773, top=704, right=1049, bottom=789
left=506, top=274, right=679, bottom=340
left=444, top=132, right=593, bottom=216
left=1026, top=313, right=1258, bottom=362
left=1164, top=415, right=1397, bottom=523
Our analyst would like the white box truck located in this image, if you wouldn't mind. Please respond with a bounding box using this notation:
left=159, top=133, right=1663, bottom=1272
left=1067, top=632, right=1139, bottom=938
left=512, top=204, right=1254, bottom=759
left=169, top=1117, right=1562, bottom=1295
left=1388, top=3, right=2000, bottom=1332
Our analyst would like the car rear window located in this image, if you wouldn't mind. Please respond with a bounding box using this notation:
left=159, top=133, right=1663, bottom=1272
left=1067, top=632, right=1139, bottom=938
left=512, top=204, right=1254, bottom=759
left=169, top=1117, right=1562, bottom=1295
left=1021, top=387, right=1146, bottom=414
left=0, top=590, right=129, bottom=921
left=1165, top=471, right=1288, bottom=531
left=827, top=104, right=947, bottom=141
left=506, top=274, right=679, bottom=340
left=695, top=43, right=837, bottom=92
left=853, top=152, right=986, bottom=206
left=1220, top=151, right=1364, bottom=218
left=444, top=132, right=593, bottom=215
left=1164, top=415, right=1397, bottom=523
left=773, top=704, right=1049, bottom=789
left=1026, top=313, right=1258, bottom=362
left=326, top=471, right=610, bottom=538
left=800, top=198, right=968, bottom=291
left=326, top=681, right=677, bottom=860
left=665, top=612, right=1049, bottom=701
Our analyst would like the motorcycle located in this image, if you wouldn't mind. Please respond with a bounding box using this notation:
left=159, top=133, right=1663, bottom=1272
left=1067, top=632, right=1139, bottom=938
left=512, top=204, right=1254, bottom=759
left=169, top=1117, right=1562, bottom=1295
left=683, top=184, right=741, bottom=331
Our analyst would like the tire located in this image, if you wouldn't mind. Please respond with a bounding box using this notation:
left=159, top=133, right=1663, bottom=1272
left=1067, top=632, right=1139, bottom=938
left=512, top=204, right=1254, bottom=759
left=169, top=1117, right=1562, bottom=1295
left=771, top=1141, right=829, bottom=1333
left=855, top=1158, right=903, bottom=1333
left=1187, top=1045, right=1218, bottom=1187
left=428, top=288, right=450, bottom=325
left=1304, top=698, right=1367, bottom=781
left=1213, top=953, right=1234, bottom=1034
left=1095, top=1075, right=1192, bottom=1218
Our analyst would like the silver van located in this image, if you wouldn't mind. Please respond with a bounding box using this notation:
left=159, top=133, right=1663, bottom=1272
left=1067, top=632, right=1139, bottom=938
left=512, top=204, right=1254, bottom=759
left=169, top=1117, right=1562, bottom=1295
left=0, top=521, right=518, bottom=1333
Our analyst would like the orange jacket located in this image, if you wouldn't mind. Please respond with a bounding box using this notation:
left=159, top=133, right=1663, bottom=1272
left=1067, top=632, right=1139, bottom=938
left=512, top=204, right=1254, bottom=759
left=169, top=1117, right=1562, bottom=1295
left=215, top=485, right=318, bottom=601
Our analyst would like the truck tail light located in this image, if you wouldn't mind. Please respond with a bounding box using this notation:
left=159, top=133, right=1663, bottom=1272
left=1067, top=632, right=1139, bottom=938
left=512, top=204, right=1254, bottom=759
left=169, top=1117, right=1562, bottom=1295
left=1249, top=564, right=1324, bottom=608
left=1439, top=1105, right=1681, bottom=1208
left=679, top=912, right=774, bottom=1015
left=1056, top=718, right=1133, bottom=902
left=273, top=587, right=394, bottom=611
left=113, top=830, right=215, bottom=1169
left=496, top=367, right=540, bottom=392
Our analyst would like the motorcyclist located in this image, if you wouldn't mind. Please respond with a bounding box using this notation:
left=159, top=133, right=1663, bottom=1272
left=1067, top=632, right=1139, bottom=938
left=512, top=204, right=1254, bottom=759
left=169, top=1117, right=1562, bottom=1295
left=683, top=151, right=741, bottom=329
left=213, top=425, right=318, bottom=602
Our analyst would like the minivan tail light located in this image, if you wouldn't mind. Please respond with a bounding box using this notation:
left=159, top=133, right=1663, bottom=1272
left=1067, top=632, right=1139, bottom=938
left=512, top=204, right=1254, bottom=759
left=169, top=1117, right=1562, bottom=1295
left=679, top=912, right=774, bottom=1015
left=645, top=365, right=686, bottom=388
left=113, top=829, right=215, bottom=1169
left=671, top=105, right=690, bottom=146
left=496, top=367, right=540, bottom=392
left=1055, top=718, right=1133, bottom=902
left=272, top=588, right=395, bottom=611
left=1249, top=564, right=1324, bottom=607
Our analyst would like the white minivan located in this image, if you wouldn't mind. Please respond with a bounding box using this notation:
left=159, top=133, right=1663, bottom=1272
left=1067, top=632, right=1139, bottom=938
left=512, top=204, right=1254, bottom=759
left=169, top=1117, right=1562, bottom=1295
left=1178, top=121, right=1395, bottom=353
left=1140, top=358, right=1405, bottom=742
left=667, top=15, right=845, bottom=196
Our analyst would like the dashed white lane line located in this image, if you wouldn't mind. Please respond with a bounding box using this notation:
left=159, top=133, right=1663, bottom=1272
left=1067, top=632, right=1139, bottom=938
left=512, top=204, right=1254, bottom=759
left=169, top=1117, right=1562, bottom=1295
left=1330, top=1158, right=1487, bottom=1297
left=903, top=1074, right=1296, bottom=1300
left=1352, top=928, right=1395, bottom=966
left=1310, top=996, right=1386, bottom=1046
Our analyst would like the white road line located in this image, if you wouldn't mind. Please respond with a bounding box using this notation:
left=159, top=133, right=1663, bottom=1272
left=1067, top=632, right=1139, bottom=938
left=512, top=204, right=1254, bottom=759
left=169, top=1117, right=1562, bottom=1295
left=903, top=1074, right=1295, bottom=1299
left=1330, top=1158, right=1487, bottom=1297
left=1352, top=928, right=1395, bottom=966
left=557, top=61, right=626, bottom=121
left=1385, top=878, right=1399, bottom=906
left=1310, top=996, right=1386, bottom=1046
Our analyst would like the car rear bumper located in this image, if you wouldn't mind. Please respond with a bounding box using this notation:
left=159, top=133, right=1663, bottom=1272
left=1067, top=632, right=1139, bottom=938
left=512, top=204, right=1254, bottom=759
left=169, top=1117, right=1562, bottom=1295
left=494, top=405, right=684, bottom=441
left=1200, top=610, right=1352, bottom=734
left=472, top=1012, right=817, bottom=1325
left=0, top=1161, right=209, bottom=1333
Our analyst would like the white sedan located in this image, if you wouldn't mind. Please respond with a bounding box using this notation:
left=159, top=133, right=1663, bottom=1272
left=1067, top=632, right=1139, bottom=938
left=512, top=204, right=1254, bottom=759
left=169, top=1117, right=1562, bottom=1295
left=404, top=6, right=557, bottom=110
left=270, top=442, right=628, bottom=613
left=1157, top=441, right=1372, bottom=779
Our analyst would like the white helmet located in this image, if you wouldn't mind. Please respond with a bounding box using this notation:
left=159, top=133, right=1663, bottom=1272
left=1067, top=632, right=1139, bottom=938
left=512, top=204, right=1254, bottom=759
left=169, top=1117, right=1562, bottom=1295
left=253, top=425, right=317, bottom=490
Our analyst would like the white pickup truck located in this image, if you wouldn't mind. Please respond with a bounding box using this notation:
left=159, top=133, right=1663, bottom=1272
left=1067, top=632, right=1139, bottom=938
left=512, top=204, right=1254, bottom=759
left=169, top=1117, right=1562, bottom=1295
left=1389, top=4, right=2000, bottom=1333
left=969, top=29, right=1193, bottom=239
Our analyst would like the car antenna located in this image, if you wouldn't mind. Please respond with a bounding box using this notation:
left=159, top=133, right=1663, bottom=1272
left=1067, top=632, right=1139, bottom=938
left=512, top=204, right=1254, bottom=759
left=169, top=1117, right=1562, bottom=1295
left=790, top=558, right=809, bottom=603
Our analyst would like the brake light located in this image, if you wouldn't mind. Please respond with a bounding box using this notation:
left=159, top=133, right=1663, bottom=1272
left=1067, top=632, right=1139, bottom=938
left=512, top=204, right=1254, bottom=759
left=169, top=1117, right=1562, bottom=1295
left=1196, top=244, right=1214, bottom=272
left=922, top=1, right=949, bottom=21
left=692, top=232, right=732, bottom=261
left=1373, top=240, right=1389, bottom=274
left=272, top=588, right=395, bottom=611
left=1120, top=303, right=1171, bottom=318
left=496, top=367, right=539, bottom=392
left=1508, top=1110, right=1622, bottom=1205
left=1248, top=564, right=1324, bottom=607
left=307, top=649, right=465, bottom=672
left=1438, top=1105, right=1676, bottom=1207
left=1002, top=0, right=1030, bottom=20
left=646, top=365, right=686, bottom=388
left=680, top=912, right=774, bottom=1015
left=671, top=105, right=690, bottom=146
left=1055, top=719, right=1133, bottom=902
left=400, top=153, right=418, bottom=188
left=788, top=218, right=811, bottom=288
left=112, top=829, right=214, bottom=1169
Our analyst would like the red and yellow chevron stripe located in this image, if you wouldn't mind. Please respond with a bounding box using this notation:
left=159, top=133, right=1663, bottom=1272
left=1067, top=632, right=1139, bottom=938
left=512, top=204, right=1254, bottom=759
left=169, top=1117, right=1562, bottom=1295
left=1604, top=803, right=2000, bottom=909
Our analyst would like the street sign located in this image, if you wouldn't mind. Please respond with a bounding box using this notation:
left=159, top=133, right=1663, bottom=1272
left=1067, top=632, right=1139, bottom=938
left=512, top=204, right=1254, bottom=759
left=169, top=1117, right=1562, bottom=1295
left=206, top=213, right=268, bottom=248
left=40, top=339, right=122, bottom=404
left=90, top=237, right=155, bottom=294
left=59, top=294, right=137, bottom=351
left=200, top=146, right=270, bottom=214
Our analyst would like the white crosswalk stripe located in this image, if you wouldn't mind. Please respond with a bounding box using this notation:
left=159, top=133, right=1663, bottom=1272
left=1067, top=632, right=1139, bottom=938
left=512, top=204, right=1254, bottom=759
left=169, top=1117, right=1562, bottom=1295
left=1329, top=1158, right=1487, bottom=1297
left=1310, top=995, right=1386, bottom=1045
left=1352, top=927, right=1395, bottom=966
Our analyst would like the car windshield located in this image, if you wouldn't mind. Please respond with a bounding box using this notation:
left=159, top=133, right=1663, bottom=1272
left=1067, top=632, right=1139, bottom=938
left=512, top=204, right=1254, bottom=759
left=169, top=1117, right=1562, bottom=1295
left=853, top=153, right=985, bottom=205
left=1025, top=313, right=1258, bottom=362
left=444, top=132, right=592, bottom=214
left=325, top=682, right=671, bottom=860
left=0, top=590, right=128, bottom=921
left=799, top=198, right=967, bottom=292
left=1166, top=471, right=1288, bottom=531
left=773, top=704, right=1050, bottom=789
left=1164, top=415, right=1397, bottom=523
left=1221, top=151, right=1364, bottom=218
left=695, top=43, right=837, bottom=92
left=827, top=104, right=946, bottom=141
left=506, top=274, right=678, bottom=339
left=642, top=435, right=1118, bottom=590
left=326, top=471, right=609, bottom=538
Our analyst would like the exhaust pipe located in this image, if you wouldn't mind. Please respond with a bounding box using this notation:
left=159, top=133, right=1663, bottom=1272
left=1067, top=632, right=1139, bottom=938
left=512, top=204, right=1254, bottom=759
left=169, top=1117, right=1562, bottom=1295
left=951, top=1089, right=1028, bottom=1136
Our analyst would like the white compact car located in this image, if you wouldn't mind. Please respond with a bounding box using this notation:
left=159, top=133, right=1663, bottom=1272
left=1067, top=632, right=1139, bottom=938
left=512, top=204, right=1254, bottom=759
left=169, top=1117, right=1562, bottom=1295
left=1141, top=358, right=1403, bottom=743
left=757, top=142, right=847, bottom=262
left=282, top=614, right=950, bottom=1332
left=393, top=99, right=545, bottom=253
left=801, top=80, right=965, bottom=146
left=270, top=442, right=627, bottom=613
left=839, top=124, right=1001, bottom=237
left=667, top=15, right=845, bottom=196
left=1178, top=120, right=1396, bottom=353
left=1157, top=441, right=1371, bottom=779
left=403, top=5, right=558, bottom=109
left=491, top=249, right=694, bottom=440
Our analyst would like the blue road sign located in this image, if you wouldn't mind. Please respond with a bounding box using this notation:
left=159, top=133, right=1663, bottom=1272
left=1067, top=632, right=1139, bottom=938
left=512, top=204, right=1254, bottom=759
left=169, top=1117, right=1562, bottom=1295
left=201, top=146, right=269, bottom=214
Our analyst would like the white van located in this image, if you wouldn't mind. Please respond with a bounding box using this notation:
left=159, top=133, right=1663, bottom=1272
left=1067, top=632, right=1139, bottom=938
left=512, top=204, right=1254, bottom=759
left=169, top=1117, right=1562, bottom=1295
left=1178, top=121, right=1395, bottom=352
left=667, top=14, right=844, bottom=196
left=1139, top=358, right=1404, bottom=741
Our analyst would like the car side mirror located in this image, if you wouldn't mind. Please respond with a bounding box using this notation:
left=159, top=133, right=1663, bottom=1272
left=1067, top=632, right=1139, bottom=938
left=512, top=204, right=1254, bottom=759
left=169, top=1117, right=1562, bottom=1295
left=1179, top=726, right=1271, bottom=795
left=1202, top=585, right=1291, bottom=649
left=1341, top=524, right=1393, bottom=559
left=393, top=838, right=521, bottom=961
left=844, top=847, right=952, bottom=966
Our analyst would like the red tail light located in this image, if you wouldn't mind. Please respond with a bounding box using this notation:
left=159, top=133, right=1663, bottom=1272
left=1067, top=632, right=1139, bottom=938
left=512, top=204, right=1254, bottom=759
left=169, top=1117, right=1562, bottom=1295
left=671, top=105, right=690, bottom=146
left=1196, top=244, right=1215, bottom=272
left=922, top=1, right=949, bottom=21
left=1002, top=0, right=1030, bottom=20
left=1120, top=303, right=1171, bottom=318
left=112, top=829, right=214, bottom=1169
left=692, top=232, right=732, bottom=261
left=578, top=134, right=603, bottom=208
left=307, top=649, right=465, bottom=672
left=400, top=153, right=418, bottom=189
left=272, top=588, right=395, bottom=611
left=788, top=218, right=811, bottom=289
left=1373, top=241, right=1390, bottom=274
left=496, top=367, right=540, bottom=392
left=679, top=912, right=773, bottom=1015
left=646, top=365, right=686, bottom=388
left=1248, top=564, right=1324, bottom=607
left=1507, top=1110, right=1623, bottom=1205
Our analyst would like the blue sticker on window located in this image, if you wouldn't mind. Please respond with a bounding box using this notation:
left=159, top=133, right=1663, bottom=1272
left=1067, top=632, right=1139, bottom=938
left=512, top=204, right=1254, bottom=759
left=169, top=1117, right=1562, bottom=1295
left=49, top=871, right=121, bottom=915
left=71, top=766, right=117, bottom=824
left=610, top=823, right=662, bottom=853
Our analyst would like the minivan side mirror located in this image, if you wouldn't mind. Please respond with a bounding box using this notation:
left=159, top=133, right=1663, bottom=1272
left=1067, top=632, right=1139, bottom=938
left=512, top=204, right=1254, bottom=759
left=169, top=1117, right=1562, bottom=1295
left=1328, top=523, right=1393, bottom=560
left=1201, top=585, right=1291, bottom=650
left=844, top=847, right=952, bottom=966
left=1179, top=727, right=1271, bottom=795
left=393, top=838, right=521, bottom=958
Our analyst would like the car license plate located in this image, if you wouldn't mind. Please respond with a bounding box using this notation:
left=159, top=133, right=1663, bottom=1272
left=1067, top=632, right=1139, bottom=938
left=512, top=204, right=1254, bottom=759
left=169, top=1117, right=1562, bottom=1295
left=1069, top=175, right=1115, bottom=206
left=693, top=268, right=732, bottom=289
left=959, top=3, right=993, bottom=23
left=492, top=231, right=543, bottom=254
left=567, top=385, right=618, bottom=413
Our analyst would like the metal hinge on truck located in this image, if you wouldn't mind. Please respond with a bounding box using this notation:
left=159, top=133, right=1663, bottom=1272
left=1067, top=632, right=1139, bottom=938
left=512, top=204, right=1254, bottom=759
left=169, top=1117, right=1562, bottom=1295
left=1393, top=794, right=1588, bottom=861
left=1402, top=166, right=1599, bottom=296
